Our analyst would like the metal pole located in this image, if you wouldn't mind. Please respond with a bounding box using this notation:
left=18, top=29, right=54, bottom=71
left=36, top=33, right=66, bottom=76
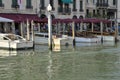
left=58, top=22, right=60, bottom=34
left=38, top=23, right=41, bottom=32
left=48, top=11, right=52, bottom=50
left=20, top=22, right=23, bottom=37
left=92, top=23, right=94, bottom=32
left=31, top=20, right=34, bottom=41
left=63, top=23, right=65, bottom=34
left=115, top=0, right=118, bottom=43
left=80, top=22, right=83, bottom=32
left=27, top=19, right=30, bottom=41
left=72, top=22, right=75, bottom=46
left=100, top=22, right=103, bottom=43
left=31, top=20, right=35, bottom=49
left=12, top=22, right=15, bottom=34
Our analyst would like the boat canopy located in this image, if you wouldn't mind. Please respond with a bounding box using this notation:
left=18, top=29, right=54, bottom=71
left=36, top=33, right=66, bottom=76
left=0, top=13, right=41, bottom=23
left=0, top=17, right=14, bottom=22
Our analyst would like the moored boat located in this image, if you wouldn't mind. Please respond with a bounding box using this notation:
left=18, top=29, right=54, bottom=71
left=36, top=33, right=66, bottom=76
left=34, top=32, right=100, bottom=45
left=34, top=32, right=73, bottom=46
left=97, top=35, right=115, bottom=42
left=73, top=31, right=101, bottom=43
left=0, top=33, right=33, bottom=50
left=75, top=37, right=101, bottom=43
left=34, top=32, right=48, bottom=44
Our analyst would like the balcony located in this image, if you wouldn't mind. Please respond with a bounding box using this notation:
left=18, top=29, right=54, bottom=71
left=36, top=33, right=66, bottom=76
left=40, top=6, right=46, bottom=10
left=26, top=5, right=33, bottom=9
left=58, top=7, right=71, bottom=15
left=96, top=3, right=108, bottom=8
left=11, top=4, right=19, bottom=9
left=72, top=8, right=77, bottom=12
left=79, top=9, right=84, bottom=12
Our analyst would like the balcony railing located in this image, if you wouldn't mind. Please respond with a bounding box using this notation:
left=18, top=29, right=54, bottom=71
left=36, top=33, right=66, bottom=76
left=58, top=7, right=71, bottom=15
left=11, top=4, right=19, bottom=8
left=26, top=5, right=33, bottom=9
left=40, top=6, right=46, bottom=10
left=96, top=3, right=109, bottom=8
left=79, top=9, right=84, bottom=12
left=72, top=8, right=77, bottom=11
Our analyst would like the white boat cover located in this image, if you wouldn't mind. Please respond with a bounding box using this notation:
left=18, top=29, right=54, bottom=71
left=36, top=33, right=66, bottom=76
left=0, top=17, right=14, bottom=22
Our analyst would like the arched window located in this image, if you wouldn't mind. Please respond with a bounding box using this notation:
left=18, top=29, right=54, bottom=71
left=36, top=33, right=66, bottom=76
left=73, top=15, right=77, bottom=19
left=40, top=14, right=46, bottom=19
left=79, top=16, right=83, bottom=19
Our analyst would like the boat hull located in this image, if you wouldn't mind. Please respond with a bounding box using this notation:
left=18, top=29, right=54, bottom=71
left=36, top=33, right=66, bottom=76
left=34, top=36, right=48, bottom=44
left=34, top=36, right=101, bottom=44
left=53, top=38, right=73, bottom=46
left=0, top=41, right=33, bottom=50
left=75, top=37, right=101, bottom=43
left=97, top=35, right=115, bottom=42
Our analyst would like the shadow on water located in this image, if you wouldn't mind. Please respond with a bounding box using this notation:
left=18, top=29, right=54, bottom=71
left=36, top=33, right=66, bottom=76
left=0, top=42, right=120, bottom=80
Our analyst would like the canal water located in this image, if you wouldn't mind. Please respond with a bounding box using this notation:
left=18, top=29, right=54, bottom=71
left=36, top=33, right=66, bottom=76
left=0, top=42, right=120, bottom=80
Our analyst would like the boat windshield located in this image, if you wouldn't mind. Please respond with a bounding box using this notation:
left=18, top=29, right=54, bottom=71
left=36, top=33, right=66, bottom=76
left=6, top=34, right=24, bottom=40
left=35, top=33, right=48, bottom=38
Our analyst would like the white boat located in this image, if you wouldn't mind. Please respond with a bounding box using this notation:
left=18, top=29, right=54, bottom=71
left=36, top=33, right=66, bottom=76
left=34, top=32, right=100, bottom=44
left=34, top=32, right=48, bottom=44
left=34, top=32, right=73, bottom=46
left=75, top=37, right=101, bottom=43
left=0, top=49, right=34, bottom=57
left=53, top=35, right=73, bottom=46
left=0, top=33, right=33, bottom=50
left=97, top=35, right=115, bottom=42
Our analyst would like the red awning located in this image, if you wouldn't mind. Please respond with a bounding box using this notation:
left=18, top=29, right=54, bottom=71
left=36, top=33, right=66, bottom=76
left=52, top=18, right=61, bottom=24
left=73, top=19, right=82, bottom=23
left=0, top=13, right=41, bottom=23
left=39, top=18, right=62, bottom=24
left=60, top=18, right=73, bottom=23
left=58, top=18, right=108, bottom=23
left=76, top=18, right=111, bottom=23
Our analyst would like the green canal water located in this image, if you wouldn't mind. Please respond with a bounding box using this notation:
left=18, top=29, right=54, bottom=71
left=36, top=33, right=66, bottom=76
left=0, top=42, right=120, bottom=80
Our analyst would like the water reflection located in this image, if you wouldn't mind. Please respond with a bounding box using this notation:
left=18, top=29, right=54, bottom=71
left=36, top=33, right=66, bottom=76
left=53, top=45, right=74, bottom=52
left=47, top=51, right=52, bottom=80
left=76, top=42, right=116, bottom=47
left=0, top=49, right=34, bottom=57
left=0, top=42, right=120, bottom=80
left=0, top=50, right=17, bottom=57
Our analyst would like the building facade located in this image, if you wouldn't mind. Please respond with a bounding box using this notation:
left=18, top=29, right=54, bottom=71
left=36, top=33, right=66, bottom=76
left=0, top=0, right=118, bottom=19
